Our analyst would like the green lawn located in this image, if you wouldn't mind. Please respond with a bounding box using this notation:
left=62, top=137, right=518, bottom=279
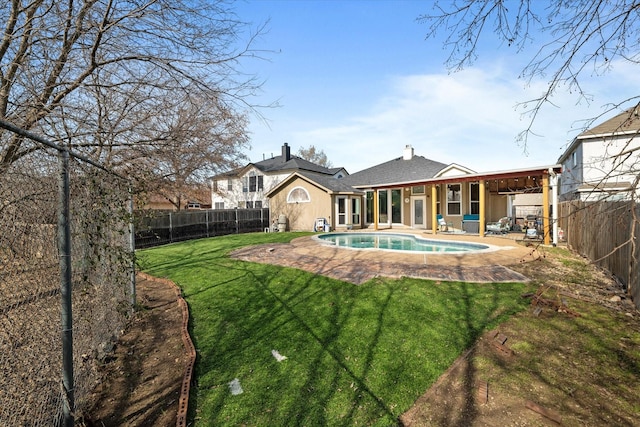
left=138, top=232, right=530, bottom=426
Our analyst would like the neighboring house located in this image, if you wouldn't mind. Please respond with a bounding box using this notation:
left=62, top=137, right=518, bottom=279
left=267, top=144, right=562, bottom=245
left=558, top=106, right=640, bottom=201
left=210, top=143, right=348, bottom=209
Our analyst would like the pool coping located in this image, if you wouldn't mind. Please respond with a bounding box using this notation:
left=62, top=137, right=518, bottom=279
left=312, top=231, right=511, bottom=255
left=231, top=230, right=541, bottom=284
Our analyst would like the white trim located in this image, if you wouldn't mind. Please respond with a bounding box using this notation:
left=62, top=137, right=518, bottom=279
left=446, top=183, right=462, bottom=216
left=287, top=186, right=311, bottom=203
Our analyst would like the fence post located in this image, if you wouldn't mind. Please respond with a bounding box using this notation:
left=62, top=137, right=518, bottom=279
left=235, top=208, right=239, bottom=234
left=58, top=150, right=74, bottom=427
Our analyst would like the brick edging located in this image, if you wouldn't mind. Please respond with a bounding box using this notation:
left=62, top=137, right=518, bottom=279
left=137, top=272, right=196, bottom=427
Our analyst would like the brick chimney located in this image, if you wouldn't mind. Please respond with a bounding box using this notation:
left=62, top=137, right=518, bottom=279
left=282, top=143, right=291, bottom=162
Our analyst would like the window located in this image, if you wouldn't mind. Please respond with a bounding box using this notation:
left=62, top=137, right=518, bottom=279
left=213, top=180, right=219, bottom=192
left=246, top=201, right=253, bottom=209
left=572, top=151, right=578, bottom=167
left=391, top=189, right=402, bottom=223
left=227, top=179, right=233, bottom=191
left=365, top=191, right=374, bottom=224
left=351, top=198, right=360, bottom=225
left=378, top=190, right=388, bottom=223
left=411, top=185, right=425, bottom=195
left=248, top=174, right=264, bottom=192
left=469, top=183, right=480, bottom=215
left=242, top=177, right=248, bottom=193
left=254, top=201, right=262, bottom=209
left=337, top=197, right=347, bottom=225
left=287, top=187, right=310, bottom=203
left=447, top=184, right=461, bottom=215
left=214, top=202, right=224, bottom=209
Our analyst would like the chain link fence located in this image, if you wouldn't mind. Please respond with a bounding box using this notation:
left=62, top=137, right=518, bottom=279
left=0, top=131, right=134, bottom=425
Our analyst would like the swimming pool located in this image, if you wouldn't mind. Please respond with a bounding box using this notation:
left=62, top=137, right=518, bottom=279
left=315, top=232, right=491, bottom=253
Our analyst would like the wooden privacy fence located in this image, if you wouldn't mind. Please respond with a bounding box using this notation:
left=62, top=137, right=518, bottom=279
left=135, top=208, right=270, bottom=249
left=558, top=201, right=639, bottom=309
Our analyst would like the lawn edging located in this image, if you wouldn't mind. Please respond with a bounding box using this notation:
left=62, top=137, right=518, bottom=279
left=137, top=272, right=196, bottom=427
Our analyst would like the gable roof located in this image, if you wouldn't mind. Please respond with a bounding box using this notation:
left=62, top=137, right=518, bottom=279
left=342, top=155, right=449, bottom=188
left=577, top=106, right=640, bottom=139
left=253, top=154, right=336, bottom=175
left=558, top=106, right=640, bottom=164
left=266, top=171, right=363, bottom=197
left=212, top=143, right=344, bottom=179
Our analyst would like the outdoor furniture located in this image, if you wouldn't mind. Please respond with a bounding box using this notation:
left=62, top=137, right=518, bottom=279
left=486, top=216, right=511, bottom=235
left=462, top=214, right=479, bottom=233
left=436, top=214, right=451, bottom=232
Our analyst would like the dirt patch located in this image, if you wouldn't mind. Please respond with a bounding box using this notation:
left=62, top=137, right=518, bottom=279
left=401, top=248, right=639, bottom=427
left=86, top=276, right=186, bottom=427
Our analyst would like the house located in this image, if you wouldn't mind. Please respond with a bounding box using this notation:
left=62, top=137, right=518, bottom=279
left=210, top=143, right=348, bottom=209
left=558, top=106, right=640, bottom=201
left=266, top=144, right=562, bottom=244
left=341, top=145, right=481, bottom=230
left=266, top=170, right=364, bottom=231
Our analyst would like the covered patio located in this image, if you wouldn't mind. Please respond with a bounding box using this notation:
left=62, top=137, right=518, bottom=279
left=368, top=165, right=562, bottom=246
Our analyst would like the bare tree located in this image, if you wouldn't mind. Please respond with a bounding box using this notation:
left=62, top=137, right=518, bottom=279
left=0, top=0, right=267, bottom=175
left=138, top=91, right=250, bottom=210
left=419, top=1, right=640, bottom=302
left=297, top=145, right=333, bottom=168
left=418, top=0, right=640, bottom=144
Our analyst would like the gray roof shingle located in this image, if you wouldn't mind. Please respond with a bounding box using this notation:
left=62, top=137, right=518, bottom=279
left=342, top=155, right=448, bottom=187
left=578, top=106, right=640, bottom=138
left=296, top=170, right=363, bottom=193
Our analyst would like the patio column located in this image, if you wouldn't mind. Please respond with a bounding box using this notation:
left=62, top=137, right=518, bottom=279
left=479, top=180, right=486, bottom=236
left=431, top=184, right=437, bottom=235
left=542, top=173, right=550, bottom=245
left=374, top=189, right=379, bottom=231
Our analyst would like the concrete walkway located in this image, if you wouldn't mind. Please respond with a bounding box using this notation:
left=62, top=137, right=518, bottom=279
left=231, top=230, right=542, bottom=284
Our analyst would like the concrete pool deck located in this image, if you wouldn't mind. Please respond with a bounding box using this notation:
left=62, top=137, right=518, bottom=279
left=231, top=229, right=545, bottom=284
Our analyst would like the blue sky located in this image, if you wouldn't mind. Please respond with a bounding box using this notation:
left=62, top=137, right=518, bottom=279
left=234, top=1, right=637, bottom=174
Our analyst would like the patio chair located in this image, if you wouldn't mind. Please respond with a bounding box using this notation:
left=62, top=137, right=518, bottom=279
left=485, top=216, right=511, bottom=235
left=437, top=214, right=449, bottom=232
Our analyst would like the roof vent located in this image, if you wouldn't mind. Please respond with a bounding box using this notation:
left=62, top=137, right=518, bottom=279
left=403, top=144, right=414, bottom=160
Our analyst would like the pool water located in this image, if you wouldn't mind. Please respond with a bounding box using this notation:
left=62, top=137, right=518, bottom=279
left=316, top=232, right=490, bottom=253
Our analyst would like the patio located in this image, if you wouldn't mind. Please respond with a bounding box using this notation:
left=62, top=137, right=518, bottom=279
left=231, top=230, right=542, bottom=284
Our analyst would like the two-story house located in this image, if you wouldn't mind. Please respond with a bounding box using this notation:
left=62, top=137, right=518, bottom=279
left=211, top=143, right=348, bottom=209
left=558, top=106, right=640, bottom=201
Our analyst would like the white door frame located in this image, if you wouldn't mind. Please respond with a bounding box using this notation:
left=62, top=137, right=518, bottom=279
left=411, top=196, right=427, bottom=228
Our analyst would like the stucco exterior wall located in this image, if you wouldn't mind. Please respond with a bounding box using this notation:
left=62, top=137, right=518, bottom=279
left=268, top=178, right=333, bottom=232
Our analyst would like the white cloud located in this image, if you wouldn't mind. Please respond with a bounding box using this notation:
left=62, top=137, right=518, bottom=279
left=248, top=63, right=634, bottom=174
